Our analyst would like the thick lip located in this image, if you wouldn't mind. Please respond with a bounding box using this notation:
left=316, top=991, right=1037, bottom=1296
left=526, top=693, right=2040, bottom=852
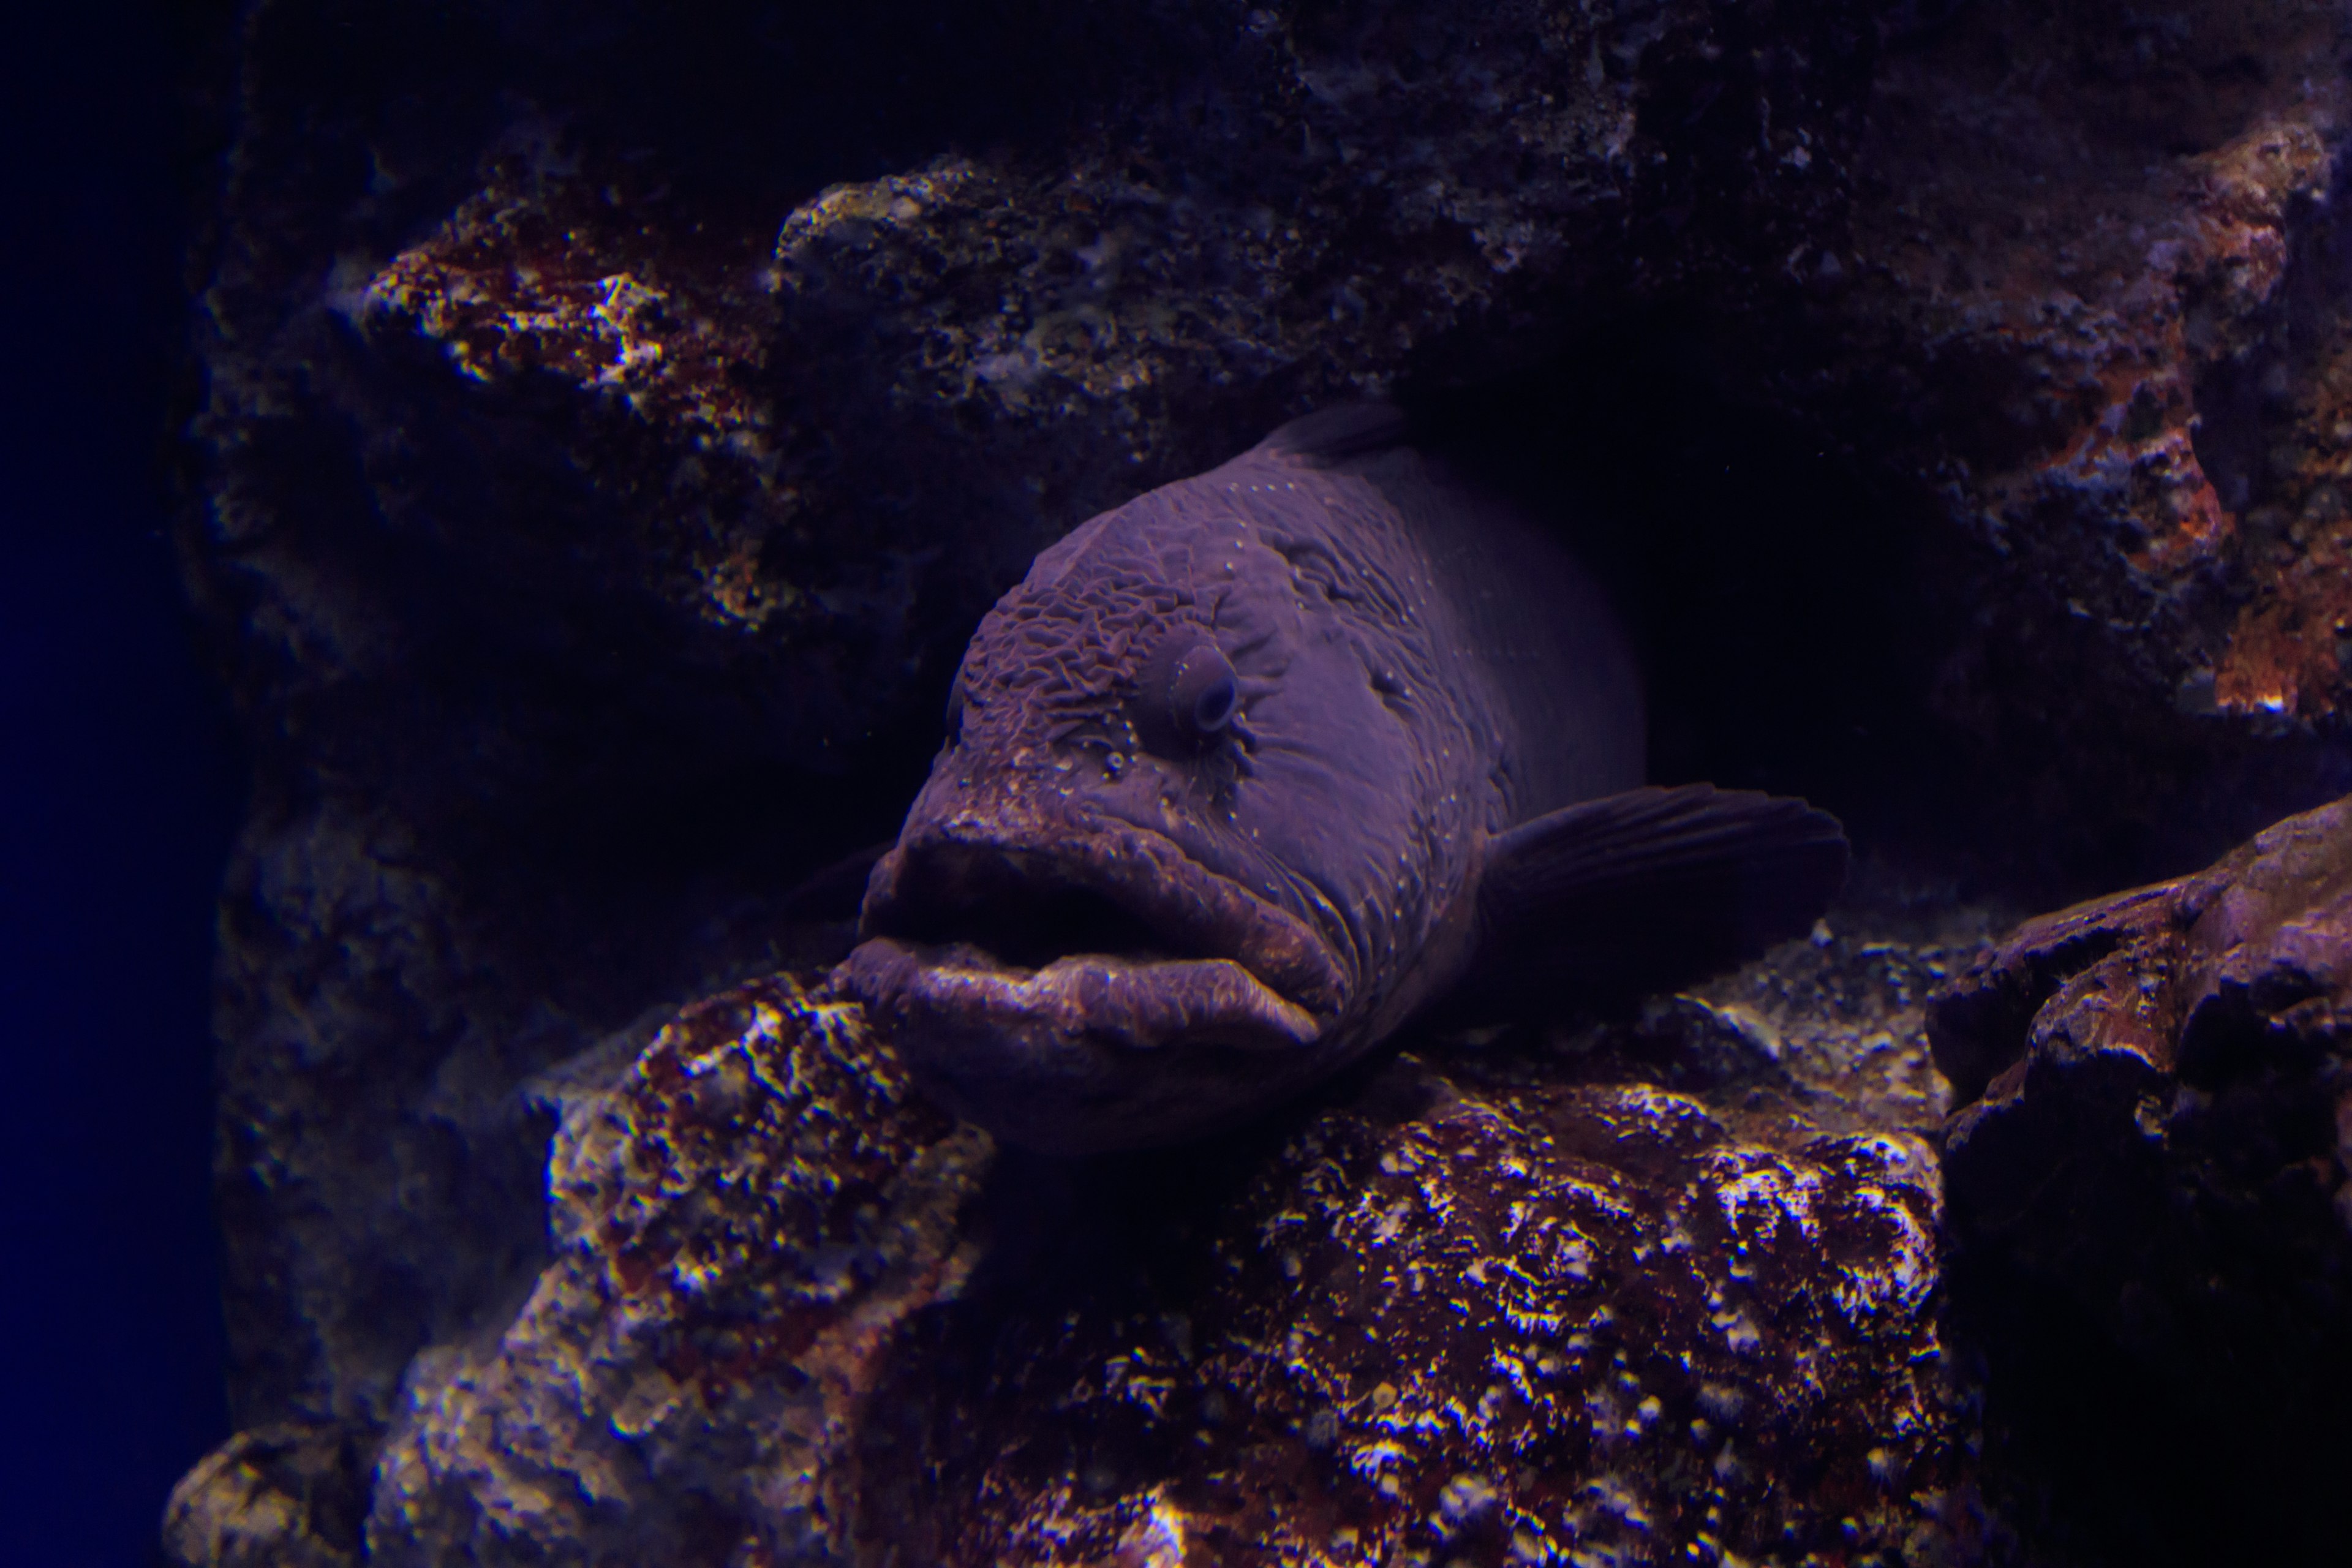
left=842, top=812, right=1352, bottom=1153
left=855, top=810, right=1348, bottom=1034
left=843, top=939, right=1325, bottom=1055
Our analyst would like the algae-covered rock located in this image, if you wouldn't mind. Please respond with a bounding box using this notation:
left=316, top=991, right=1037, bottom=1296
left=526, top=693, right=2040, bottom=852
left=361, top=975, right=992, bottom=1564
left=845, top=910, right=1986, bottom=1567
left=862, top=1081, right=1958, bottom=1567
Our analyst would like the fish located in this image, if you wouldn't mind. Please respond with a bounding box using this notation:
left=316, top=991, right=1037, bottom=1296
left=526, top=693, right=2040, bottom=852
left=841, top=405, right=1847, bottom=1155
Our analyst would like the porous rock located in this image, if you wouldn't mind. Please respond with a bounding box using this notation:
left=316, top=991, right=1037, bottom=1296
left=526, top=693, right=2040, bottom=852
left=859, top=1056, right=1965, bottom=1567
left=179, top=900, right=1989, bottom=1566
left=360, top=974, right=992, bottom=1564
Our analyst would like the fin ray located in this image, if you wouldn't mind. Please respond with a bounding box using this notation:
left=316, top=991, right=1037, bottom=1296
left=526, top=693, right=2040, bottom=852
left=1463, top=783, right=1849, bottom=1012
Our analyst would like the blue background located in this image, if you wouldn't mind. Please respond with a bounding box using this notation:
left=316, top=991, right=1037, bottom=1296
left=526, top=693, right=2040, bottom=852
left=1, top=3, right=240, bottom=1561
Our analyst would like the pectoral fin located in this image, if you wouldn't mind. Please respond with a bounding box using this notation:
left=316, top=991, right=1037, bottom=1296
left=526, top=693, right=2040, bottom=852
left=1461, top=783, right=1849, bottom=1012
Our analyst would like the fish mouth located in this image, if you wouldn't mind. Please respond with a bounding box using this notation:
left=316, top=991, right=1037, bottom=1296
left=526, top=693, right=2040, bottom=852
left=840, top=814, right=1349, bottom=1153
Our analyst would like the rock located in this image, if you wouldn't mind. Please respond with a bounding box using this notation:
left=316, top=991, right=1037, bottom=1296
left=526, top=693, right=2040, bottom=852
left=1930, top=793, right=2352, bottom=1559
left=1819, top=0, right=2352, bottom=864
left=355, top=0, right=1880, bottom=675
left=172, top=895, right=1987, bottom=1566
left=857, top=1055, right=1964, bottom=1568
left=160, top=1423, right=368, bottom=1568
left=359, top=974, right=992, bottom=1564
left=336, top=0, right=2352, bottom=867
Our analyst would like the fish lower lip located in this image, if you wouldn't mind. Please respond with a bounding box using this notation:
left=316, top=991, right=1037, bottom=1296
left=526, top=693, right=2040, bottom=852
left=845, top=938, right=1323, bottom=1054
left=856, top=815, right=1348, bottom=1017
left=843, top=816, right=1350, bottom=1150
left=840, top=934, right=1337, bottom=1153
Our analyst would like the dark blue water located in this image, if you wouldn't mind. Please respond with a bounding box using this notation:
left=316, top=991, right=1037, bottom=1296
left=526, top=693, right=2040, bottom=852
left=1, top=4, right=239, bottom=1562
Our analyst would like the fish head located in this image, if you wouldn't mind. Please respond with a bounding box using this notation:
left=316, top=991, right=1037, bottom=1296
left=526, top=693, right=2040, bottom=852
left=842, top=445, right=1493, bottom=1154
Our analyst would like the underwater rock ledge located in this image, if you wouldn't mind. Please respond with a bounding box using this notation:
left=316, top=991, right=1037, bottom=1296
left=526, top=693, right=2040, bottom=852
left=172, top=907, right=1987, bottom=1566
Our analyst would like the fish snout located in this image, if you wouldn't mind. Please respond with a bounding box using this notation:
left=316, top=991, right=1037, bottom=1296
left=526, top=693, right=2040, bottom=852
left=839, top=808, right=1361, bottom=1152
left=840, top=934, right=1330, bottom=1153
left=859, top=810, right=1346, bottom=1016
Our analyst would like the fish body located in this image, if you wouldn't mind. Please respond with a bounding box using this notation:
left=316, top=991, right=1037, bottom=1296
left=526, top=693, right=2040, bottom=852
left=843, top=407, right=1845, bottom=1153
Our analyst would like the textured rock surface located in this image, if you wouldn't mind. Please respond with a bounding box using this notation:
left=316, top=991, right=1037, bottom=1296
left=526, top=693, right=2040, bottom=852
left=175, top=894, right=1993, bottom=1566
left=854, top=921, right=1981, bottom=1568
left=353, top=0, right=1879, bottom=661
left=162, top=1423, right=368, bottom=1568
left=339, top=0, right=2352, bottom=854
left=362, top=975, right=992, bottom=1564
left=1826, top=0, right=2352, bottom=855
left=1930, top=793, right=2352, bottom=1560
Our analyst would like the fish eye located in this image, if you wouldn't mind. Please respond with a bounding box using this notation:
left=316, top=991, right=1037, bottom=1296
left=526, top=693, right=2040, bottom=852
left=1168, top=643, right=1238, bottom=740
left=1193, top=677, right=1235, bottom=732
left=1131, top=635, right=1240, bottom=758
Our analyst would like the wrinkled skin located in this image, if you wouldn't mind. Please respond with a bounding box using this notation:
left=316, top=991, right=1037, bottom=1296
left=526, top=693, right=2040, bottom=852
left=844, top=413, right=1640, bottom=1152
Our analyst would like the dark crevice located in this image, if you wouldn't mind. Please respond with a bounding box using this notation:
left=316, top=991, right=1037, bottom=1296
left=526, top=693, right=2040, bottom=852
left=1954, top=1241, right=2352, bottom=1567
left=1394, top=307, right=2352, bottom=910
left=1400, top=322, right=1979, bottom=885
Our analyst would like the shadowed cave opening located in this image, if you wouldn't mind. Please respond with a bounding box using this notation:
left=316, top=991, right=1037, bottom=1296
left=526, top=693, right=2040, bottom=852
left=1400, top=321, right=1981, bottom=897
left=1393, top=314, right=2351, bottom=913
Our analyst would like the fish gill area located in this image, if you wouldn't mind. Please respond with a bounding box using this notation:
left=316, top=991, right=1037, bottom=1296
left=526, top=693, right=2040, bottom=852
left=163, top=1, right=2352, bottom=1564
